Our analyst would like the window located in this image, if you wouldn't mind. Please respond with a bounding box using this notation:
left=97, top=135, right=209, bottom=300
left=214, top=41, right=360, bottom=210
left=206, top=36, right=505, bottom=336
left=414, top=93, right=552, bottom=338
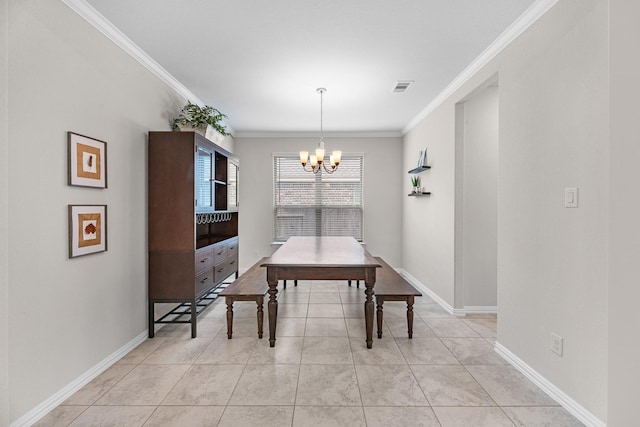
left=273, top=154, right=364, bottom=242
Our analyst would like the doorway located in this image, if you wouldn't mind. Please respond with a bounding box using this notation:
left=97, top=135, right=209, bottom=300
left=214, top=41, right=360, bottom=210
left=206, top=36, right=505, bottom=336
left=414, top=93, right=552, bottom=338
left=454, top=76, right=499, bottom=313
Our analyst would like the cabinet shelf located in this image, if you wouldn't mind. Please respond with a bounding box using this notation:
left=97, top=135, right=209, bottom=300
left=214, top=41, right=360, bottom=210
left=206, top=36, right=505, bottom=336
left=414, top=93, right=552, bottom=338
left=408, top=165, right=431, bottom=174
left=408, top=192, right=431, bottom=197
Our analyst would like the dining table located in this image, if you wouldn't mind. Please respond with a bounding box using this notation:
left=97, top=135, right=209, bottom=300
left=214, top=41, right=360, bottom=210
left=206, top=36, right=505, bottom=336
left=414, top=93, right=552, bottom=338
left=261, top=236, right=381, bottom=348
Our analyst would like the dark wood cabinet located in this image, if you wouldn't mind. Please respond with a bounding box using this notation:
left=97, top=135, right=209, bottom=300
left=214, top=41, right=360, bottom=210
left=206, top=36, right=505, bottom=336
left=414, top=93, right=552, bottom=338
left=148, top=131, right=239, bottom=338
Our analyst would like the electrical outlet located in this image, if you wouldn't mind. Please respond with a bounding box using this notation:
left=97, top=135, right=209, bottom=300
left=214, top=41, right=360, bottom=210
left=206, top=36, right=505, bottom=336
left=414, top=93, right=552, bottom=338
left=551, top=333, right=563, bottom=356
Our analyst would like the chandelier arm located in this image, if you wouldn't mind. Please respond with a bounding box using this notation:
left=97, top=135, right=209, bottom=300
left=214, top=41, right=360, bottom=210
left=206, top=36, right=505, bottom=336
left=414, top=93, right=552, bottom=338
left=322, top=162, right=337, bottom=174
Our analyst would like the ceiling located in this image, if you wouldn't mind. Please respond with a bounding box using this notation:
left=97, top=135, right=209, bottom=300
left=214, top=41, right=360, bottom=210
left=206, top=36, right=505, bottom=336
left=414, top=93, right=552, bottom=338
left=83, top=0, right=537, bottom=136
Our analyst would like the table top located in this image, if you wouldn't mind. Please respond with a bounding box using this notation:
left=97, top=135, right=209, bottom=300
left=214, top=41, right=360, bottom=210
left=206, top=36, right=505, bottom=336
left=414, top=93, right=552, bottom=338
left=262, top=236, right=380, bottom=268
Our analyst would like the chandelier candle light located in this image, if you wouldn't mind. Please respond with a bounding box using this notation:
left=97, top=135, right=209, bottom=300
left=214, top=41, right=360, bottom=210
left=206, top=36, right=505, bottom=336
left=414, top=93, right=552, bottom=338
left=300, top=88, right=342, bottom=174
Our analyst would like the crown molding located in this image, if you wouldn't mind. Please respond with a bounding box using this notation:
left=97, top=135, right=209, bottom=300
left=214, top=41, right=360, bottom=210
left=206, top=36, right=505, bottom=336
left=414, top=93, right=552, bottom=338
left=402, top=0, right=560, bottom=135
left=234, top=131, right=402, bottom=139
left=60, top=0, right=235, bottom=135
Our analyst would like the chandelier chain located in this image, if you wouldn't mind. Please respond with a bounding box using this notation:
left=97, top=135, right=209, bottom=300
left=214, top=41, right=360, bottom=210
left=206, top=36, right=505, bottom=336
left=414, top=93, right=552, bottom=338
left=319, top=88, right=324, bottom=137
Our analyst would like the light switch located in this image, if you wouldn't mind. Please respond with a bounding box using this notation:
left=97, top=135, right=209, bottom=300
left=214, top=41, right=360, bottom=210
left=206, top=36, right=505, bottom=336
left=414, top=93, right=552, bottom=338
left=565, top=188, right=578, bottom=208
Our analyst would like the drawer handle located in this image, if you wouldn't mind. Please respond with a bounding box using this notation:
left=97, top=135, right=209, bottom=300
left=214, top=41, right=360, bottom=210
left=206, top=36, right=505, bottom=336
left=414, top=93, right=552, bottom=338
left=229, top=246, right=235, bottom=250
left=217, top=251, right=224, bottom=255
left=230, top=261, right=235, bottom=265
left=200, top=277, right=209, bottom=283
left=200, top=257, right=208, bottom=263
left=217, top=268, right=224, bottom=273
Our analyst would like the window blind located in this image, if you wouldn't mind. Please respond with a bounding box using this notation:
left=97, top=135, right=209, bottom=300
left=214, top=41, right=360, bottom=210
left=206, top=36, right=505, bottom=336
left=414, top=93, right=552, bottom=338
left=273, top=154, right=364, bottom=242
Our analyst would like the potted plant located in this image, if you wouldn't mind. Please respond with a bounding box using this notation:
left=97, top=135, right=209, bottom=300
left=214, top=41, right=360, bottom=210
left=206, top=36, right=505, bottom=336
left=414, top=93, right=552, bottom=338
left=172, top=101, right=228, bottom=137
left=411, top=175, right=420, bottom=193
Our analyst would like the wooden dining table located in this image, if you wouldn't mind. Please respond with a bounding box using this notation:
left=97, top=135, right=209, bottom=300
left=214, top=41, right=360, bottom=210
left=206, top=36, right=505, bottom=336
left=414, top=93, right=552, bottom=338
left=261, top=236, right=381, bottom=348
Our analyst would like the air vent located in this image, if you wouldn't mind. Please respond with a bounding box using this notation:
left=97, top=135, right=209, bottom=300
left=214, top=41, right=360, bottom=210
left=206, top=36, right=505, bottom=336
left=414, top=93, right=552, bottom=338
left=393, top=80, right=414, bottom=93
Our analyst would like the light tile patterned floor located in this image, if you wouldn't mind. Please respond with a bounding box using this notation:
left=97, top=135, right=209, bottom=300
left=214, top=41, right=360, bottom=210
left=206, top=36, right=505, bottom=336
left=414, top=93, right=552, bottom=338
left=35, top=280, right=585, bottom=427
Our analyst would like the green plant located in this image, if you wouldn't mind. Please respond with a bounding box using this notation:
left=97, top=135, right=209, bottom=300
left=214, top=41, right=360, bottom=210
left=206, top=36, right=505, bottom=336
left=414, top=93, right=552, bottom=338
left=411, top=175, right=420, bottom=187
left=172, top=101, right=228, bottom=135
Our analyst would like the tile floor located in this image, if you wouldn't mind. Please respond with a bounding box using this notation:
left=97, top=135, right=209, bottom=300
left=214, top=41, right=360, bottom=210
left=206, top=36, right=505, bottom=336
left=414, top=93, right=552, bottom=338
left=36, top=280, right=585, bottom=426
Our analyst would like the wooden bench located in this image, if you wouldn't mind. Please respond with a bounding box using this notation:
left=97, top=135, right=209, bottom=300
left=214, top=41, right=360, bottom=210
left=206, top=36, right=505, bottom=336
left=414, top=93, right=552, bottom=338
left=373, top=256, right=422, bottom=339
left=219, top=257, right=268, bottom=339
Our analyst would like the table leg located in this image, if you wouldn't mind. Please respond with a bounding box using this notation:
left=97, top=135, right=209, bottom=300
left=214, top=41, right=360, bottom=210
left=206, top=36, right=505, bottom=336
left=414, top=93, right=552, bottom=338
left=267, top=268, right=279, bottom=347
left=364, top=276, right=375, bottom=349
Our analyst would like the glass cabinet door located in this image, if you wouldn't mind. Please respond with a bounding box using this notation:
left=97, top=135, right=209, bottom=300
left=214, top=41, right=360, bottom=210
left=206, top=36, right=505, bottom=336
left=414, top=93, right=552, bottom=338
left=195, top=146, right=214, bottom=211
left=227, top=160, right=239, bottom=210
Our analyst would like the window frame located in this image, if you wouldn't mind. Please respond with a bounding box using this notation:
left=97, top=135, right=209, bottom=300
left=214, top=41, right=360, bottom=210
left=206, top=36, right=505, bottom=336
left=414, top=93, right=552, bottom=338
left=272, top=152, right=365, bottom=243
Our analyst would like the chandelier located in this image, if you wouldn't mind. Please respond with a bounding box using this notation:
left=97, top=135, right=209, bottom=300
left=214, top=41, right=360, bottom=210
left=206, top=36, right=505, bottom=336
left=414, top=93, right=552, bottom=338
left=300, top=88, right=342, bottom=174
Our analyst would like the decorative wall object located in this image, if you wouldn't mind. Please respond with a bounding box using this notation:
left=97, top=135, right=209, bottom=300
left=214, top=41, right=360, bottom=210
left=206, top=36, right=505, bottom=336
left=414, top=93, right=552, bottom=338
left=68, top=132, right=107, bottom=188
left=417, top=147, right=428, bottom=167
left=68, top=205, right=107, bottom=258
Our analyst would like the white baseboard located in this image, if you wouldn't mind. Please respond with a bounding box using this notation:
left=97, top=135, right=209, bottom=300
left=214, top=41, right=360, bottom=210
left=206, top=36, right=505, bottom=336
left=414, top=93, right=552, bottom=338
left=398, top=269, right=464, bottom=316
left=464, top=305, right=498, bottom=314
left=398, top=270, right=498, bottom=316
left=11, top=331, right=148, bottom=427
left=494, top=342, right=606, bottom=427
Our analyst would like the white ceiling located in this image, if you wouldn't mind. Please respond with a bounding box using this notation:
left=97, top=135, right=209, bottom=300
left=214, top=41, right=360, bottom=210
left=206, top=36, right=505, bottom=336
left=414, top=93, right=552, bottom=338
left=82, top=0, right=537, bottom=136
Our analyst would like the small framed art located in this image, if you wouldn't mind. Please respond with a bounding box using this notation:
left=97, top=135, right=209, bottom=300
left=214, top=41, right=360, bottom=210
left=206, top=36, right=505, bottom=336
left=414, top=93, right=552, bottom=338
left=68, top=132, right=107, bottom=188
left=68, top=205, right=107, bottom=258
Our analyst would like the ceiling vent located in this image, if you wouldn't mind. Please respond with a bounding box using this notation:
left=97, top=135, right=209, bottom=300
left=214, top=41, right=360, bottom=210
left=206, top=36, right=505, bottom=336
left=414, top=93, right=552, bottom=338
left=393, top=80, right=414, bottom=93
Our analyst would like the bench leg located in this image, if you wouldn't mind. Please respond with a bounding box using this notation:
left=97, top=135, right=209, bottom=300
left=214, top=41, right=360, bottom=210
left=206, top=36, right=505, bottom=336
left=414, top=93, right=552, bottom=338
left=225, top=297, right=234, bottom=339
left=376, top=298, right=384, bottom=339
left=294, top=280, right=298, bottom=287
left=406, top=296, right=415, bottom=339
left=348, top=280, right=352, bottom=287
left=364, top=272, right=375, bottom=349
left=257, top=296, right=264, bottom=339
left=267, top=271, right=279, bottom=347
left=357, top=280, right=360, bottom=289
left=283, top=280, right=287, bottom=289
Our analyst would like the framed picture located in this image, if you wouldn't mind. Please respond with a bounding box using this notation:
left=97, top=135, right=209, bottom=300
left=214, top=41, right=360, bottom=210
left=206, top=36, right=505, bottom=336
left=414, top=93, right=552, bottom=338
left=68, top=205, right=107, bottom=258
left=68, top=132, right=107, bottom=188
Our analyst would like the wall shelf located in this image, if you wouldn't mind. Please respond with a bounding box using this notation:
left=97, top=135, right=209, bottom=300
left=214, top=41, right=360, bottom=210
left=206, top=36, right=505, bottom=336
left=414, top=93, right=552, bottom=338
left=408, top=192, right=431, bottom=197
left=408, top=165, right=431, bottom=174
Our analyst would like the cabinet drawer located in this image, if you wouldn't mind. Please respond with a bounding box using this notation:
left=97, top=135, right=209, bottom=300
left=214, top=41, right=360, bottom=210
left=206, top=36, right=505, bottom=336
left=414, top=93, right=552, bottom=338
left=226, top=237, right=239, bottom=257
left=195, top=268, right=214, bottom=297
left=195, top=247, right=214, bottom=274
left=212, top=243, right=227, bottom=265
left=214, top=255, right=238, bottom=283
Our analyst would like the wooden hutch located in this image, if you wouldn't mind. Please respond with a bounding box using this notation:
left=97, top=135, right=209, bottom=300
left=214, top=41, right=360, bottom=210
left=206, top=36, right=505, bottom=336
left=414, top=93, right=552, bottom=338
left=148, top=131, right=239, bottom=338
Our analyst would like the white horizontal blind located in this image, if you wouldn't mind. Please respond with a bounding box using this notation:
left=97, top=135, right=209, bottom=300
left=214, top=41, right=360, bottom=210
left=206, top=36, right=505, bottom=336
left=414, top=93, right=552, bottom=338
left=273, top=154, right=364, bottom=242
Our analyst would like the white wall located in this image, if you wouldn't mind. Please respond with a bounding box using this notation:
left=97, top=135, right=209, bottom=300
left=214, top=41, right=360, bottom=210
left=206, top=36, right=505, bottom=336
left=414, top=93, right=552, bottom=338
left=459, top=85, right=498, bottom=309
left=403, top=0, right=607, bottom=422
left=234, top=136, right=403, bottom=270
left=403, top=103, right=457, bottom=306
left=6, top=1, right=184, bottom=423
left=608, top=1, right=640, bottom=425
left=1, top=0, right=10, bottom=425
